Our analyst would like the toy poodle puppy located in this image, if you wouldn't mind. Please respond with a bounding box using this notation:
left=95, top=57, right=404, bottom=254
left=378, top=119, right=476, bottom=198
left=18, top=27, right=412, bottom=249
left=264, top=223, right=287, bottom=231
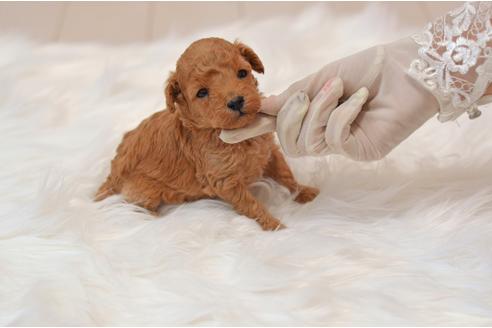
left=96, top=37, right=319, bottom=230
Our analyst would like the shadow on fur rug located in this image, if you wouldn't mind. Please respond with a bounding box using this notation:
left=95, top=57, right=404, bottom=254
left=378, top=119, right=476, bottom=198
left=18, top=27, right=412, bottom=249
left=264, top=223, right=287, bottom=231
left=1, top=3, right=491, bottom=325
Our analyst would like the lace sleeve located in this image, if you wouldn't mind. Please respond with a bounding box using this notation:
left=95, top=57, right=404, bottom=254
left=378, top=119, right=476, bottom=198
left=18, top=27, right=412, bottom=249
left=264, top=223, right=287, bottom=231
left=409, top=2, right=492, bottom=122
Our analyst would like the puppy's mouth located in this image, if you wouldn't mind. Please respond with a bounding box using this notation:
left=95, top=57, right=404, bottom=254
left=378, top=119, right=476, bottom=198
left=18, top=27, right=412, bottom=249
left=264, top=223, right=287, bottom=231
left=222, top=107, right=258, bottom=129
left=234, top=109, right=249, bottom=117
left=233, top=106, right=259, bottom=120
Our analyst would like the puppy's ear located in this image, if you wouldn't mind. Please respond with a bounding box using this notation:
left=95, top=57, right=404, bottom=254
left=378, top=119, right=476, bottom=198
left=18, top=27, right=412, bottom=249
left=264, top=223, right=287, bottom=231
left=235, top=41, right=264, bottom=74
left=165, top=71, right=180, bottom=113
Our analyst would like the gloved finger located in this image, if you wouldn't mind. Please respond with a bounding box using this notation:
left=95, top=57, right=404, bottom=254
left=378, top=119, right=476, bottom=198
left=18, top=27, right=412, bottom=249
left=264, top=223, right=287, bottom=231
left=325, top=87, right=369, bottom=154
left=276, top=91, right=310, bottom=157
left=219, top=113, right=276, bottom=144
left=297, top=77, right=343, bottom=155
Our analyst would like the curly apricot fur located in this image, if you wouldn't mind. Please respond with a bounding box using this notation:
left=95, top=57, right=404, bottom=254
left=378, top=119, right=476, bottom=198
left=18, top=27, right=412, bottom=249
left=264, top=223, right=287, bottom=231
left=96, top=38, right=318, bottom=230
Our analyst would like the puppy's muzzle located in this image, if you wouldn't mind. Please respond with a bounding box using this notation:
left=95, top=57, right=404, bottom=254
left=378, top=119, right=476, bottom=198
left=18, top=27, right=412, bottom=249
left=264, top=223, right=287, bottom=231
left=227, top=96, right=245, bottom=114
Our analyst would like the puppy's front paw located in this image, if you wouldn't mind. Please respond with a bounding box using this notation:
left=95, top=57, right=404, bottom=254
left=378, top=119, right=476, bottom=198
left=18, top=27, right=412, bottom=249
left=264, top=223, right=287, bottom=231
left=294, top=185, right=319, bottom=204
left=258, top=218, right=286, bottom=231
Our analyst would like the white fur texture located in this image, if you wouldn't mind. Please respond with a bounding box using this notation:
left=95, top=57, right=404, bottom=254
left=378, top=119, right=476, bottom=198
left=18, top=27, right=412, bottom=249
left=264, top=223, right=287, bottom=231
left=1, top=4, right=492, bottom=326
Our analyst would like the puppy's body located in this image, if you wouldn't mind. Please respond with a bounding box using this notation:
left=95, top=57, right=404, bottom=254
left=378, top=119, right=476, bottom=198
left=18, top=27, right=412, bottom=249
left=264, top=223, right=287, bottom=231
left=98, top=110, right=273, bottom=206
left=96, top=38, right=318, bottom=230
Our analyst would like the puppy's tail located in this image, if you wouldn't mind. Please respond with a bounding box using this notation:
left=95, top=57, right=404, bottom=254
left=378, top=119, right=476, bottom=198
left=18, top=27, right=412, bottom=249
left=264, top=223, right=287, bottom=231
left=95, top=175, right=118, bottom=201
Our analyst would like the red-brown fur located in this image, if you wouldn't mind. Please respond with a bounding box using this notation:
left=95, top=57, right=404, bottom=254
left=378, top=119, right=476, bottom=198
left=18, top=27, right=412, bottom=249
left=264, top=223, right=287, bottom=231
left=96, top=37, right=319, bottom=230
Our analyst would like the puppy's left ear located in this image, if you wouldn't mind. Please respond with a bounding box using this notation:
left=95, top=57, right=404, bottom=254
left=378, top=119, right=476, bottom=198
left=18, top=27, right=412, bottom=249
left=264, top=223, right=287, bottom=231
left=165, top=71, right=180, bottom=113
left=235, top=41, right=264, bottom=74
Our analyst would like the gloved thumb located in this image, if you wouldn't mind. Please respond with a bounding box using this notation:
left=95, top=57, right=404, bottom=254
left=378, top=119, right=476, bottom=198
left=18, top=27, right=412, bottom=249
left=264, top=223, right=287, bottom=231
left=260, top=94, right=284, bottom=116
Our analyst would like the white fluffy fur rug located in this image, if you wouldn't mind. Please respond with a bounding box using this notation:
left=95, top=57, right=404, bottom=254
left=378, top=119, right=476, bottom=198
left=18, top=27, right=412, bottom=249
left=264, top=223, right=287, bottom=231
left=1, top=4, right=492, bottom=326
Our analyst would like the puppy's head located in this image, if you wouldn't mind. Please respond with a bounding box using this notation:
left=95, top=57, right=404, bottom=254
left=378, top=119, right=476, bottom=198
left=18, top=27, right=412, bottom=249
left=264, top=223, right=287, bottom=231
left=165, top=38, right=264, bottom=129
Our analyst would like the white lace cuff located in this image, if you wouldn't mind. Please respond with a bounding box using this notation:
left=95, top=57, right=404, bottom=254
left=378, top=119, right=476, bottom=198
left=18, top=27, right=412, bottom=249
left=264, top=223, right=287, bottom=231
left=409, top=1, right=492, bottom=122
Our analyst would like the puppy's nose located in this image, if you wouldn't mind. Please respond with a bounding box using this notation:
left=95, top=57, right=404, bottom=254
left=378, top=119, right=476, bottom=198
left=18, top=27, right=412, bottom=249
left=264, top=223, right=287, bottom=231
left=227, top=96, right=245, bottom=112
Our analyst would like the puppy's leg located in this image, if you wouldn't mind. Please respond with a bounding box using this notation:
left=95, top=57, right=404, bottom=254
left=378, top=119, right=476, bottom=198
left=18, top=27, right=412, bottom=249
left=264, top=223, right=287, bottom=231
left=211, top=180, right=284, bottom=231
left=121, top=175, right=163, bottom=214
left=264, top=147, right=319, bottom=204
left=161, top=189, right=208, bottom=204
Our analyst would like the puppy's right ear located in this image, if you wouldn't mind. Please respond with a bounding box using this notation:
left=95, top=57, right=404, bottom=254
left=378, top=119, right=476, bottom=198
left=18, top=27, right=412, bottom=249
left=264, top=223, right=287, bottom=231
left=165, top=72, right=180, bottom=113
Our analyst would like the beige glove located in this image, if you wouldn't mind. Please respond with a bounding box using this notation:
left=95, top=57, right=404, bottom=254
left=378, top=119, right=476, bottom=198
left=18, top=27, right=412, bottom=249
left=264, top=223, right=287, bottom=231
left=275, top=77, right=370, bottom=158
left=221, top=37, right=440, bottom=161
left=220, top=2, right=492, bottom=161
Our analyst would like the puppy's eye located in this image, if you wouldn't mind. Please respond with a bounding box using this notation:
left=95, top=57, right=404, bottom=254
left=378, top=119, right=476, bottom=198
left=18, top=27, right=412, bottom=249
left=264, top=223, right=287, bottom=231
left=196, top=88, right=208, bottom=98
left=237, top=69, right=248, bottom=79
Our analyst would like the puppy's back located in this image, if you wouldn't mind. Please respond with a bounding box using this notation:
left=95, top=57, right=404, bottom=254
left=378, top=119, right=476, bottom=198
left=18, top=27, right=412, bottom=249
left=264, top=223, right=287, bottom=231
left=96, top=110, right=178, bottom=201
